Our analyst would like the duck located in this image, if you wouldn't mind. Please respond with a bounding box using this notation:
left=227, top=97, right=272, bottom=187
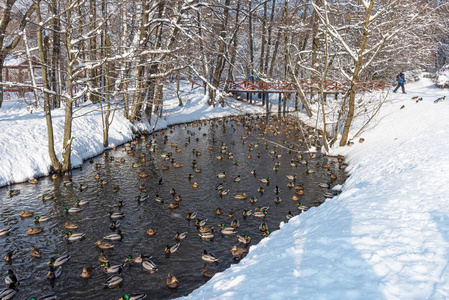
left=64, top=222, right=78, bottom=230
left=104, top=230, right=124, bottom=241
left=102, top=262, right=125, bottom=274
left=48, top=254, right=71, bottom=267
left=251, top=170, right=257, bottom=176
left=8, top=190, right=20, bottom=196
left=98, top=251, right=109, bottom=263
left=154, top=194, right=164, bottom=203
left=228, top=209, right=235, bottom=218
left=65, top=231, right=86, bottom=242
left=0, top=228, right=11, bottom=236
left=109, top=220, right=120, bottom=230
left=306, top=168, right=315, bottom=174
left=273, top=185, right=281, bottom=194
left=119, top=294, right=147, bottom=300
left=125, top=254, right=145, bottom=264
left=192, top=182, right=199, bottom=188
left=186, top=212, right=197, bottom=220
left=292, top=195, right=301, bottom=201
left=297, top=203, right=308, bottom=212
left=165, top=242, right=180, bottom=254
left=5, top=269, right=19, bottom=286
left=33, top=215, right=51, bottom=222
left=142, top=258, right=158, bottom=273
left=139, top=184, right=146, bottom=190
left=112, top=186, right=120, bottom=193
left=218, top=189, right=229, bottom=197
left=237, top=234, right=251, bottom=244
left=202, top=250, right=219, bottom=262
left=218, top=224, right=237, bottom=235
left=215, top=208, right=223, bottom=215
left=47, top=266, right=62, bottom=280
left=231, top=219, right=240, bottom=228
left=215, top=183, right=224, bottom=191
left=201, top=268, right=217, bottom=278
left=175, top=231, right=188, bottom=241
left=65, top=206, right=82, bottom=213
left=30, top=246, right=42, bottom=258
left=169, top=202, right=179, bottom=209
left=257, top=187, right=265, bottom=194
left=78, top=184, right=88, bottom=190
left=103, top=273, right=123, bottom=288
left=434, top=96, right=446, bottom=103
left=198, top=230, right=215, bottom=240
left=139, top=172, right=149, bottom=178
left=286, top=211, right=294, bottom=220
left=274, top=197, right=282, bottom=204
left=0, top=289, right=16, bottom=299
left=28, top=227, right=45, bottom=235
left=259, top=222, right=269, bottom=232
left=4, top=249, right=18, bottom=262
left=80, top=266, right=95, bottom=278
left=98, top=179, right=108, bottom=185
left=94, top=174, right=100, bottom=180
left=132, top=163, right=140, bottom=168
left=231, top=245, right=248, bottom=256
left=28, top=178, right=38, bottom=184
left=330, top=173, right=337, bottom=181
left=95, top=240, right=114, bottom=249
left=75, top=199, right=89, bottom=206
left=217, top=172, right=226, bottom=178
left=195, top=168, right=202, bottom=173
left=242, top=210, right=252, bottom=217
left=174, top=195, right=182, bottom=202
left=146, top=228, right=156, bottom=236
left=319, top=182, right=331, bottom=188
left=166, top=273, right=179, bottom=289
left=234, top=193, right=247, bottom=200
left=260, top=177, right=270, bottom=184
left=108, top=211, right=124, bottom=219
left=20, top=210, right=35, bottom=218
left=254, top=209, right=268, bottom=218
left=195, top=218, right=208, bottom=227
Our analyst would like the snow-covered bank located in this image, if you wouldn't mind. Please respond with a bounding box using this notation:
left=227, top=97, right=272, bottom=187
left=181, top=78, right=449, bottom=299
left=0, top=87, right=264, bottom=187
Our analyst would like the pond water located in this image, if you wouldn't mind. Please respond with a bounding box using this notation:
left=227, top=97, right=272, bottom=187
left=0, top=115, right=346, bottom=299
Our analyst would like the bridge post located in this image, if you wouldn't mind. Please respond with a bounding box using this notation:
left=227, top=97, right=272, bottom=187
left=278, top=93, right=282, bottom=116
left=266, top=93, right=269, bottom=113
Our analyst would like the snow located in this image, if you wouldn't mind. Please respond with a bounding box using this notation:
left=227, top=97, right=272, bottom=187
left=1, top=77, right=449, bottom=299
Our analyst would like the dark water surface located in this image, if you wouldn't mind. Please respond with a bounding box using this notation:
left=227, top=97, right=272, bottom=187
left=0, top=115, right=345, bottom=299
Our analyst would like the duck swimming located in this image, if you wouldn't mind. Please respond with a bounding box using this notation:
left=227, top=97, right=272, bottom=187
left=234, top=193, right=247, bottom=200
left=95, top=240, right=114, bottom=249
left=231, top=245, right=248, bottom=257
left=103, top=273, right=123, bottom=288
left=80, top=266, right=95, bottom=278
left=34, top=215, right=51, bottom=222
left=104, top=230, right=124, bottom=241
left=64, top=222, right=78, bottom=230
left=28, top=227, right=45, bottom=235
left=202, top=250, right=219, bottom=262
left=8, top=190, right=20, bottom=197
left=102, top=262, right=125, bottom=274
left=237, top=234, right=251, bottom=244
left=108, top=211, right=124, bottom=219
left=142, top=257, right=158, bottom=273
left=65, top=231, right=86, bottom=242
left=30, top=246, right=42, bottom=258
left=166, top=273, right=179, bottom=289
left=5, top=269, right=19, bottom=286
left=48, top=254, right=71, bottom=267
left=165, top=242, right=180, bottom=254
left=65, top=206, right=82, bottom=213
left=20, top=210, right=35, bottom=218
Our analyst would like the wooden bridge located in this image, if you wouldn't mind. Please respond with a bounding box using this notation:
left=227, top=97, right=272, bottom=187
left=191, top=79, right=385, bottom=94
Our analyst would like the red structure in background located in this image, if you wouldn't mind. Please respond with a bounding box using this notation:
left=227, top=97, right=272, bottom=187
left=2, top=54, right=43, bottom=92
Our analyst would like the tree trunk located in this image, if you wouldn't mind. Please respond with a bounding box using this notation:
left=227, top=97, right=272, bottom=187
left=259, top=1, right=267, bottom=75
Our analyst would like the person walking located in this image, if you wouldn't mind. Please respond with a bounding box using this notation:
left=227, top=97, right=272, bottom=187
left=393, top=70, right=406, bottom=94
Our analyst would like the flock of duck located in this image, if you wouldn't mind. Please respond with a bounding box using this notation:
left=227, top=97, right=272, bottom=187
left=0, top=115, right=345, bottom=299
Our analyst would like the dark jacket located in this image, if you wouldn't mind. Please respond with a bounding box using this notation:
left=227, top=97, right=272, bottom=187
left=396, top=73, right=405, bottom=84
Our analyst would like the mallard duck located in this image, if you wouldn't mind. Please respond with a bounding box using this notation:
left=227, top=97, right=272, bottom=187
left=169, top=202, right=179, bottom=209
left=78, top=184, right=88, bottom=190
left=165, top=242, right=180, bottom=254
left=237, top=234, right=251, bottom=244
left=98, top=251, right=109, bottom=263
left=257, top=187, right=265, bottom=193
left=330, top=173, right=337, bottom=181
left=120, top=294, right=147, bottom=300
left=175, top=231, right=188, bottom=241
left=185, top=212, right=197, bottom=221
left=231, top=245, right=248, bottom=256
left=286, top=211, right=294, bottom=220
left=274, top=197, right=281, bottom=204
left=254, top=209, right=267, bottom=218
left=112, top=186, right=120, bottom=193
left=114, top=161, right=120, bottom=166
left=292, top=194, right=301, bottom=201
left=5, top=269, right=19, bottom=286
left=306, top=168, right=315, bottom=174
left=47, top=266, right=61, bottom=280
left=259, top=222, right=269, bottom=232
left=108, top=211, right=124, bottom=219
left=242, top=210, right=252, bottom=217
left=286, top=174, right=297, bottom=181
left=98, top=179, right=108, bottom=185
left=228, top=209, right=235, bottom=218
left=65, top=206, right=82, bottom=213
left=231, top=219, right=240, bottom=228
left=218, top=189, right=229, bottom=197
left=33, top=215, right=51, bottom=223
left=201, top=268, right=217, bottom=278
left=215, top=208, right=223, bottom=215
left=65, top=231, right=85, bottom=241
left=28, top=178, right=38, bottom=184
left=249, top=196, right=257, bottom=203
left=4, top=249, right=18, bottom=262
left=319, top=182, right=331, bottom=188
left=104, top=230, right=124, bottom=241
left=198, top=230, right=215, bottom=240
left=64, top=222, right=78, bottom=230
left=202, top=250, right=219, bottom=262
left=146, top=228, right=156, bottom=236
left=251, top=170, right=257, bottom=176
left=30, top=246, right=42, bottom=258
left=0, top=288, right=16, bottom=299
left=192, top=182, right=199, bottom=188
left=195, top=218, right=208, bottom=227
left=0, top=228, right=10, bottom=236
left=125, top=254, right=144, bottom=264
left=132, top=163, right=140, bottom=168
left=166, top=273, right=178, bottom=289
left=28, top=227, right=45, bottom=235
left=80, top=266, right=95, bottom=278
left=218, top=224, right=237, bottom=235
left=103, top=273, right=123, bottom=288
left=20, top=210, right=35, bottom=218
left=217, top=172, right=226, bottom=178
left=8, top=190, right=20, bottom=197
left=234, top=193, right=247, bottom=200
left=95, top=240, right=114, bottom=249
left=48, top=254, right=71, bottom=267
left=174, top=195, right=182, bottom=202
left=102, top=262, right=125, bottom=274
left=142, top=258, right=158, bottom=273
left=260, top=177, right=270, bottom=184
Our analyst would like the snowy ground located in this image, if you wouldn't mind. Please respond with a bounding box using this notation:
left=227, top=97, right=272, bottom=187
left=1, top=78, right=449, bottom=299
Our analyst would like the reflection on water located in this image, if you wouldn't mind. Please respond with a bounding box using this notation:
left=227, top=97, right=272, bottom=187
left=0, top=115, right=345, bottom=299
